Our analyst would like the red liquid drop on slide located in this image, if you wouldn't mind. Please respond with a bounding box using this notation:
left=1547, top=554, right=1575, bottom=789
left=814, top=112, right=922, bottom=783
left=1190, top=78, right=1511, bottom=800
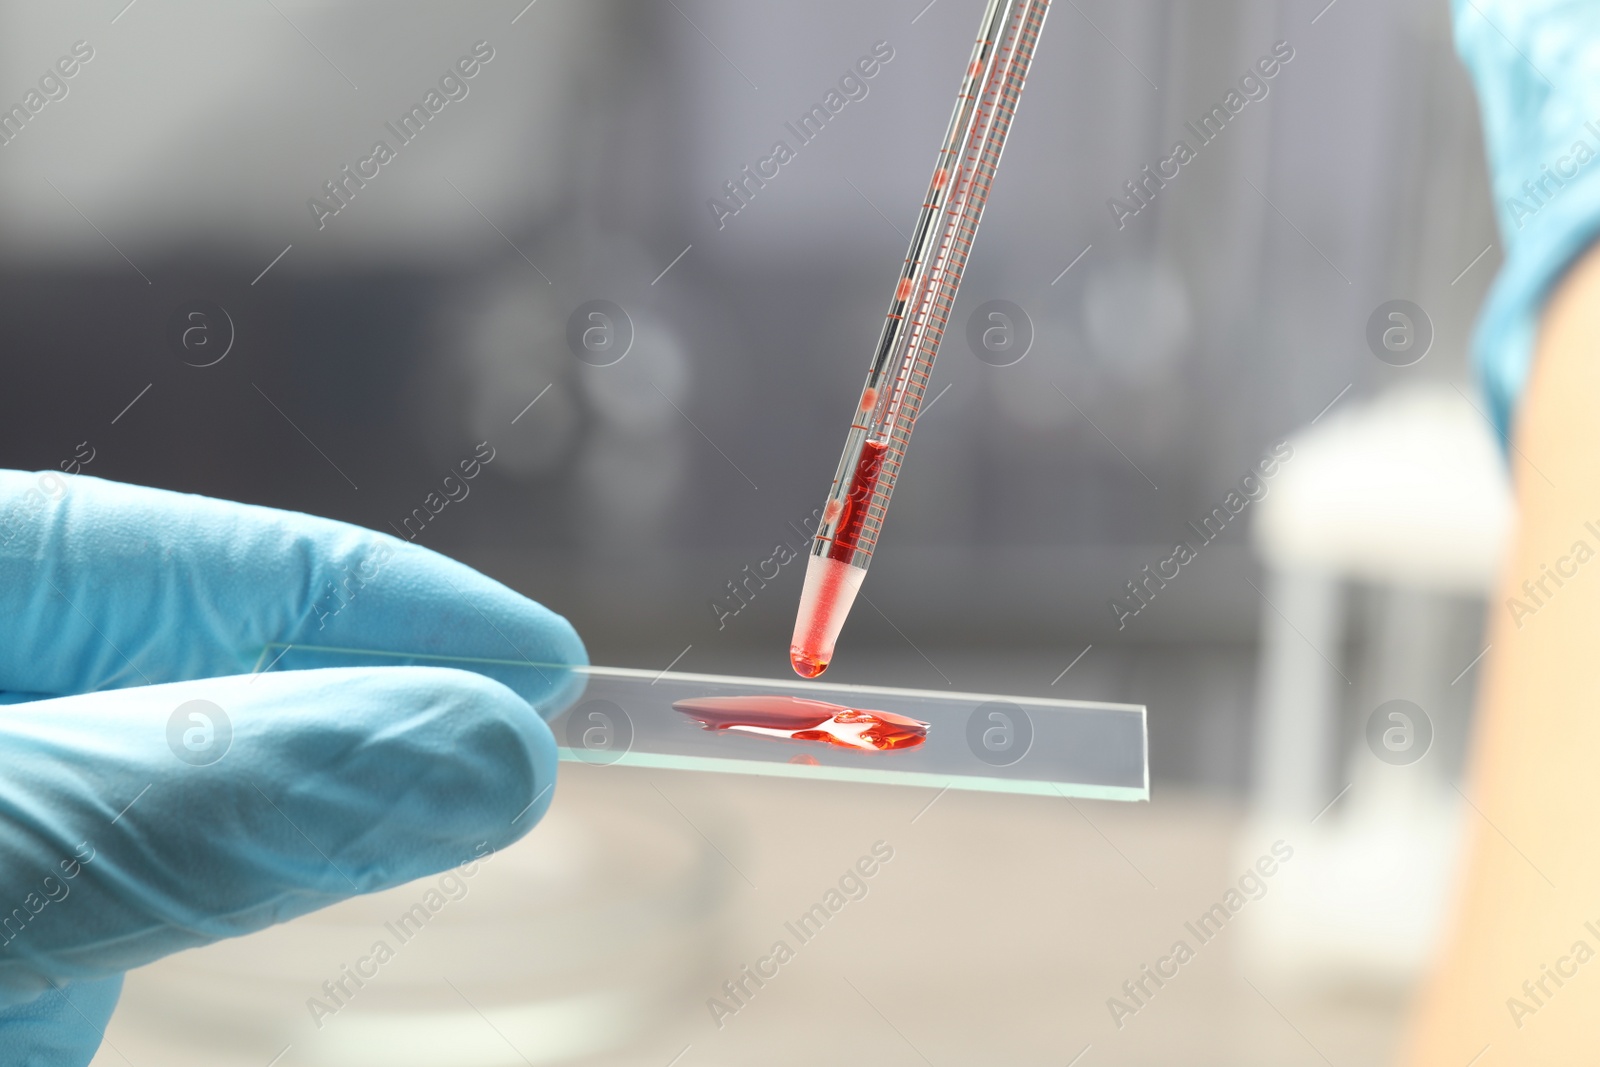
left=673, top=695, right=930, bottom=752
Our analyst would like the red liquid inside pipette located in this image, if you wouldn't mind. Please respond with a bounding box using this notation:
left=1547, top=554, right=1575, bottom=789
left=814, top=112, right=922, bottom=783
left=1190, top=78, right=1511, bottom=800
left=790, top=439, right=891, bottom=678
left=673, top=694, right=929, bottom=752
left=825, top=439, right=888, bottom=565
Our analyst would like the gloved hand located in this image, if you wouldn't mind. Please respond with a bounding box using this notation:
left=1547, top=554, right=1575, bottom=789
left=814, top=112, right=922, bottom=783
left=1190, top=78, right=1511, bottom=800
left=1454, top=0, right=1600, bottom=443
left=0, top=469, right=586, bottom=1066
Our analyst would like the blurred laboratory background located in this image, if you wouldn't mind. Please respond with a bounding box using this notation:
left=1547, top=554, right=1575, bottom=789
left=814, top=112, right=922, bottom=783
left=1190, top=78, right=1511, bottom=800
left=0, top=0, right=1509, bottom=1063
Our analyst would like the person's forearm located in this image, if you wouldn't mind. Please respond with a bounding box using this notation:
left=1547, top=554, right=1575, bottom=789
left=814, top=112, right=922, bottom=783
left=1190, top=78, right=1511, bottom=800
left=1403, top=242, right=1600, bottom=1063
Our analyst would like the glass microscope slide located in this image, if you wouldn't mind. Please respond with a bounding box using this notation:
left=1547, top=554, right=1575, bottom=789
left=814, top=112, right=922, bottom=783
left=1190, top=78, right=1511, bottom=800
left=252, top=645, right=1148, bottom=801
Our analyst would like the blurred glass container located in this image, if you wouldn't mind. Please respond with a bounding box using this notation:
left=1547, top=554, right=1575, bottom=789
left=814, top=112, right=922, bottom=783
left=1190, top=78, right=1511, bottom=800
left=99, top=766, right=729, bottom=1067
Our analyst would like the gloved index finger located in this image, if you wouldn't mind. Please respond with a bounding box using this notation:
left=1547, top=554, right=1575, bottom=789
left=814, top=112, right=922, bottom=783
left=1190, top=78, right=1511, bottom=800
left=0, top=471, right=586, bottom=715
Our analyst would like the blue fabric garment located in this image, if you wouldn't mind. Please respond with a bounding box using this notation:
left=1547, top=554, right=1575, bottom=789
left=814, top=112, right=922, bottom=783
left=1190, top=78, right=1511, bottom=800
left=1455, top=0, right=1600, bottom=444
left=0, top=471, right=586, bottom=1065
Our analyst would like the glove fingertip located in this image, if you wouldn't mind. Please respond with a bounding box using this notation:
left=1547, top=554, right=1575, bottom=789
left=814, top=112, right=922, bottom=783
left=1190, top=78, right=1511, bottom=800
left=532, top=610, right=588, bottom=722
left=438, top=669, right=560, bottom=847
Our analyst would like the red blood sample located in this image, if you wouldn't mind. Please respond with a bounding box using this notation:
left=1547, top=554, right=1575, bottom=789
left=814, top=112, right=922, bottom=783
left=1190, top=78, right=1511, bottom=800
left=826, top=438, right=888, bottom=566
left=673, top=694, right=929, bottom=752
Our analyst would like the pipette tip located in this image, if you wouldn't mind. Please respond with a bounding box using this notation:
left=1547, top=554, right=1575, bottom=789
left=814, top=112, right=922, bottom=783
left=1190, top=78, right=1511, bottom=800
left=789, top=554, right=866, bottom=679
left=789, top=647, right=830, bottom=678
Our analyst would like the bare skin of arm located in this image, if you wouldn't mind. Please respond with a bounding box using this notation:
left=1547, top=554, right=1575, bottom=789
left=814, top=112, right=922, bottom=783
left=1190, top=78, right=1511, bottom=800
left=1402, top=242, right=1600, bottom=1064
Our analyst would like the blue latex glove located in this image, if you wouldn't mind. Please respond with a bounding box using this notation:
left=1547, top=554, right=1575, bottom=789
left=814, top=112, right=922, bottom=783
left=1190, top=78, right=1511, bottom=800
left=1454, top=0, right=1600, bottom=444
left=0, top=469, right=586, bottom=1066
